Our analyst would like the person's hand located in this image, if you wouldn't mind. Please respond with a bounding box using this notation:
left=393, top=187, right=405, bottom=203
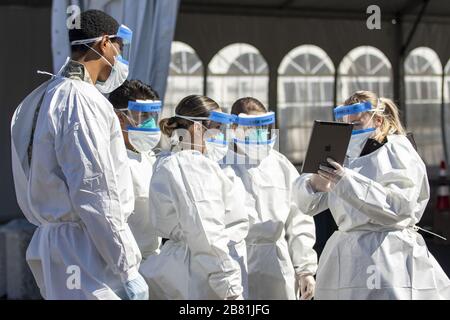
left=298, top=274, right=315, bottom=300
left=317, top=158, right=346, bottom=189
left=123, top=273, right=149, bottom=300
left=226, top=295, right=244, bottom=300
left=309, top=174, right=332, bottom=193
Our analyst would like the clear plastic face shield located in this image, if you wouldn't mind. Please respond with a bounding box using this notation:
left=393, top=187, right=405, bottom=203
left=122, top=100, right=162, bottom=154
left=233, top=112, right=276, bottom=144
left=334, top=100, right=385, bottom=158
left=112, top=25, right=132, bottom=65
left=173, top=111, right=235, bottom=161
left=333, top=100, right=384, bottom=134
left=204, top=111, right=235, bottom=145
left=175, top=111, right=234, bottom=142
left=233, top=112, right=277, bottom=161
left=70, top=24, right=133, bottom=65
left=126, top=100, right=162, bottom=132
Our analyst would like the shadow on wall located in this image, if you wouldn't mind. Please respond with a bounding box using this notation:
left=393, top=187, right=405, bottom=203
left=0, top=5, right=53, bottom=223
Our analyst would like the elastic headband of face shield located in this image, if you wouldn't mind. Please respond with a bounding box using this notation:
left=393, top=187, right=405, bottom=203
left=126, top=99, right=161, bottom=132
left=234, top=112, right=276, bottom=126
left=175, top=111, right=234, bottom=145
left=334, top=99, right=385, bottom=120
left=175, top=111, right=236, bottom=125
left=70, top=24, right=133, bottom=63
left=128, top=100, right=162, bottom=113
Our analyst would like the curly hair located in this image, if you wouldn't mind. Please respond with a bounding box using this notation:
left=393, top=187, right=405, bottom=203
left=69, top=10, right=119, bottom=54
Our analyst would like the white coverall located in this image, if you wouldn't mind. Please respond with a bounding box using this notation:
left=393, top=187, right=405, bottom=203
left=294, top=135, right=450, bottom=299
left=11, top=70, right=141, bottom=299
left=140, top=150, right=244, bottom=299
left=127, top=150, right=161, bottom=259
left=224, top=149, right=318, bottom=299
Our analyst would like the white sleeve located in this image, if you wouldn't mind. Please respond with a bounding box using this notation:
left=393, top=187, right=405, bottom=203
left=55, top=94, right=140, bottom=282
left=332, top=146, right=430, bottom=226
left=293, top=173, right=329, bottom=217
left=165, top=156, right=243, bottom=299
left=285, top=165, right=318, bottom=276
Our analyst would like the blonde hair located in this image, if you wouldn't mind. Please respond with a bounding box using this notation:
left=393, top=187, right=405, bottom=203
left=343, top=90, right=406, bottom=143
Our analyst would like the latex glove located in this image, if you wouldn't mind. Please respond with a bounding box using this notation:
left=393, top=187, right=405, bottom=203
left=298, top=274, right=316, bottom=300
left=226, top=295, right=244, bottom=300
left=317, top=158, right=346, bottom=189
left=123, top=273, right=149, bottom=300
left=309, top=173, right=332, bottom=193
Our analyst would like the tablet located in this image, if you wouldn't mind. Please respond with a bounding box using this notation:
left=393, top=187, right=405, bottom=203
left=301, top=121, right=353, bottom=174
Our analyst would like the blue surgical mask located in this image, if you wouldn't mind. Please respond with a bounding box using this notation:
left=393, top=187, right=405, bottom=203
left=139, top=118, right=157, bottom=129
left=246, top=128, right=269, bottom=143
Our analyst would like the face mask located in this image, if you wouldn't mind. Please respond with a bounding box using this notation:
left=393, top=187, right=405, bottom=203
left=235, top=136, right=276, bottom=161
left=128, top=130, right=161, bottom=154
left=247, top=128, right=269, bottom=143
left=204, top=132, right=228, bottom=162
left=86, top=42, right=129, bottom=94
left=347, top=128, right=376, bottom=158
left=140, top=118, right=157, bottom=129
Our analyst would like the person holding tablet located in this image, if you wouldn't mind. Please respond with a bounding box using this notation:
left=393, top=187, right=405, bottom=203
left=294, top=90, right=450, bottom=299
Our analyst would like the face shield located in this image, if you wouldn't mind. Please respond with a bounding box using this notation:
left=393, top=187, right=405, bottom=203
left=110, top=25, right=132, bottom=65
left=173, top=111, right=235, bottom=161
left=70, top=24, right=133, bottom=65
left=204, top=111, right=236, bottom=145
left=232, top=112, right=276, bottom=161
left=126, top=100, right=162, bottom=132
left=124, top=100, right=162, bottom=154
left=333, top=101, right=385, bottom=134
left=174, top=111, right=235, bottom=143
left=233, top=112, right=276, bottom=144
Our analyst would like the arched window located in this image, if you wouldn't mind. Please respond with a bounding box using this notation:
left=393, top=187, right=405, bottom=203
left=278, top=45, right=335, bottom=163
left=164, top=42, right=204, bottom=119
left=338, top=46, right=393, bottom=102
left=405, top=47, right=443, bottom=168
left=207, top=43, right=269, bottom=111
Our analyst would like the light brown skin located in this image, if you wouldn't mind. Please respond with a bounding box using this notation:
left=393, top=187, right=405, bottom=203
left=185, top=107, right=224, bottom=154
left=71, top=35, right=121, bottom=85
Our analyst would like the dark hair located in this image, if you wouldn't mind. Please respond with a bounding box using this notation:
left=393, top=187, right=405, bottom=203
left=231, top=97, right=267, bottom=115
left=159, top=95, right=220, bottom=137
left=108, top=80, right=160, bottom=109
left=69, top=10, right=119, bottom=54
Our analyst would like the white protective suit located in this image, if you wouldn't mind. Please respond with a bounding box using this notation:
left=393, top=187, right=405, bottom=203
left=10, top=64, right=141, bottom=299
left=126, top=150, right=161, bottom=260
left=224, top=149, right=318, bottom=300
left=220, top=159, right=250, bottom=299
left=294, top=134, right=450, bottom=299
left=140, top=150, right=244, bottom=299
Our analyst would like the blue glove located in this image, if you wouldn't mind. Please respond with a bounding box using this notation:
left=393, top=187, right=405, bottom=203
left=123, top=274, right=149, bottom=300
